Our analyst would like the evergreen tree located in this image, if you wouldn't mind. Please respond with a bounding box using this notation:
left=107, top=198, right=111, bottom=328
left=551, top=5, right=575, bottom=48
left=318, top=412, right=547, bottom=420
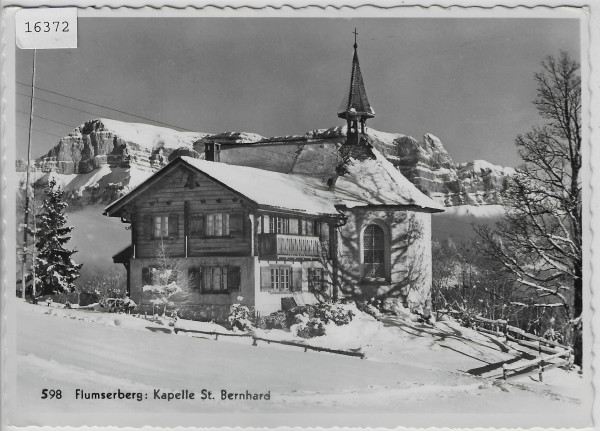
left=34, top=179, right=82, bottom=295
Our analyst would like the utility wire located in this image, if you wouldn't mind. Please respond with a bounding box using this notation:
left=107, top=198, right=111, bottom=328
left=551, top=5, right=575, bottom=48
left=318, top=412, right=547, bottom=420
left=17, top=91, right=108, bottom=120
left=17, top=81, right=194, bottom=132
left=16, top=123, right=65, bottom=139
left=16, top=109, right=76, bottom=129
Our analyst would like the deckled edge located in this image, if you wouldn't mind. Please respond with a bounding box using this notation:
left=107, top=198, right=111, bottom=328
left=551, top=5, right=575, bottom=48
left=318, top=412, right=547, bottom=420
left=0, top=2, right=596, bottom=431
left=1, top=5, right=8, bottom=431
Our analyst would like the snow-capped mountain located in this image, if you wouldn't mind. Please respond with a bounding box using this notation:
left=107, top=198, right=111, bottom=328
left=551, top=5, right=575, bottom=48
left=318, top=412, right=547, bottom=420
left=16, top=118, right=515, bottom=209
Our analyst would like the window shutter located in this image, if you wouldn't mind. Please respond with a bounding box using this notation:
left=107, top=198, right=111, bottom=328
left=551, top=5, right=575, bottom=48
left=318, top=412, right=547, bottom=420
left=263, top=215, right=270, bottom=234
left=230, top=212, right=244, bottom=236
left=292, top=267, right=303, bottom=292
left=289, top=218, right=299, bottom=235
left=260, top=267, right=271, bottom=291
left=143, top=214, right=152, bottom=239
left=169, top=213, right=179, bottom=239
left=227, top=267, right=241, bottom=291
left=314, top=220, right=321, bottom=237
left=320, top=222, right=329, bottom=241
left=307, top=268, right=314, bottom=292
left=190, top=215, right=204, bottom=238
left=142, top=267, right=151, bottom=285
left=188, top=267, right=201, bottom=291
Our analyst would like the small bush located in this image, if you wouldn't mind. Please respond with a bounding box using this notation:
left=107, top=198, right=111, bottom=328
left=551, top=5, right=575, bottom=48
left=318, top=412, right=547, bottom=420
left=293, top=314, right=326, bottom=339
left=313, top=302, right=353, bottom=326
left=228, top=297, right=253, bottom=332
left=356, top=298, right=383, bottom=319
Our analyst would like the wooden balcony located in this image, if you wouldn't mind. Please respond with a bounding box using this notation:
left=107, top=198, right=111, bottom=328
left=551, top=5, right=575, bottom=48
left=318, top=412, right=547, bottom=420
left=258, top=233, right=321, bottom=260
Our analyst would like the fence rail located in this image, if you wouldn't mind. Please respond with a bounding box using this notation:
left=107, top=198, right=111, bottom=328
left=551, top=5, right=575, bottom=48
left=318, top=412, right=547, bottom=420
left=252, top=335, right=366, bottom=359
left=468, top=314, right=573, bottom=380
left=173, top=327, right=365, bottom=359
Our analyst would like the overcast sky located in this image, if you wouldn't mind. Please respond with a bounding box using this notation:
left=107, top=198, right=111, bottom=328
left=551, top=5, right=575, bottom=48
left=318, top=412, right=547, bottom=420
left=15, top=17, right=580, bottom=167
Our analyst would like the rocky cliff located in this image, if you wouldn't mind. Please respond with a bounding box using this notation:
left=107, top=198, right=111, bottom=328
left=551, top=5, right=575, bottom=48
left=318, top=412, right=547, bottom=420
left=17, top=118, right=515, bottom=207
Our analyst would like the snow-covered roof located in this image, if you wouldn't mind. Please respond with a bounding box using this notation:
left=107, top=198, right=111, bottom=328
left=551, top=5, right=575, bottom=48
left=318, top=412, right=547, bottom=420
left=105, top=147, right=443, bottom=217
left=179, top=157, right=338, bottom=215
left=331, top=147, right=445, bottom=211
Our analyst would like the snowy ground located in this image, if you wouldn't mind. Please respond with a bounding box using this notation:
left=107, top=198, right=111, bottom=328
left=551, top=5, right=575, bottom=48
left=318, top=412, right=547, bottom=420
left=9, top=300, right=592, bottom=428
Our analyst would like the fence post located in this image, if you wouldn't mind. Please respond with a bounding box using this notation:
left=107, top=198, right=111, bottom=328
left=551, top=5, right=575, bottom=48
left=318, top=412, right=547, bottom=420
left=538, top=359, right=544, bottom=382
left=538, top=340, right=542, bottom=355
left=502, top=364, right=507, bottom=380
left=504, top=322, right=509, bottom=341
left=252, top=336, right=257, bottom=346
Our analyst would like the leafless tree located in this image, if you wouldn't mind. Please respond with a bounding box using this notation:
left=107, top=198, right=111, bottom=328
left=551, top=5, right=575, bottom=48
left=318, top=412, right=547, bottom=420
left=476, top=51, right=582, bottom=365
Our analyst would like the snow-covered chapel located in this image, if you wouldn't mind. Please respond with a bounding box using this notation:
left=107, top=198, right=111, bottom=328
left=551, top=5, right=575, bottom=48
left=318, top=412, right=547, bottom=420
left=104, top=37, right=444, bottom=321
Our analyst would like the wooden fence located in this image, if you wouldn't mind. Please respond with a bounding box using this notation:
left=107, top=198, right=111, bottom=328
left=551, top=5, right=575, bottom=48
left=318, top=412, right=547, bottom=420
left=173, top=327, right=365, bottom=359
left=471, top=315, right=573, bottom=380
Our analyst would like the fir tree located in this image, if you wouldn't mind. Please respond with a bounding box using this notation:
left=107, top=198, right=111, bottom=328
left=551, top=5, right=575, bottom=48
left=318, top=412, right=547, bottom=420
left=34, top=179, right=82, bottom=295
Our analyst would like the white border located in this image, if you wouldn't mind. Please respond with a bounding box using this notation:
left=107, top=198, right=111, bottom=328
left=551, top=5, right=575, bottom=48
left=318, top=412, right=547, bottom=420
left=1, top=1, right=598, bottom=430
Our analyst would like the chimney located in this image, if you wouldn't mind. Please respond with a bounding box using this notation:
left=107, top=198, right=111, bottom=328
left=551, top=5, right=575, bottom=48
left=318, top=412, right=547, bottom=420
left=204, top=142, right=221, bottom=162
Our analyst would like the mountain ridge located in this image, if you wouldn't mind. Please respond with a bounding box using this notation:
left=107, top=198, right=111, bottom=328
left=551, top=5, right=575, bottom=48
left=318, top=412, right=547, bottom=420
left=16, top=118, right=515, bottom=208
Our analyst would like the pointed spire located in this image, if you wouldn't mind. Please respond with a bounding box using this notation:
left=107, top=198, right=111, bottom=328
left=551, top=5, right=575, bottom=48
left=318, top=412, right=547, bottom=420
left=337, top=29, right=375, bottom=121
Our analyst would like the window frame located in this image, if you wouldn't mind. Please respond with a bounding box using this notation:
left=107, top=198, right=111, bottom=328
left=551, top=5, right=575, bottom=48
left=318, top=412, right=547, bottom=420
left=308, top=267, right=324, bottom=292
left=204, top=212, right=231, bottom=237
left=270, top=266, right=291, bottom=292
left=153, top=215, right=169, bottom=239
left=201, top=266, right=229, bottom=293
left=361, top=223, right=388, bottom=281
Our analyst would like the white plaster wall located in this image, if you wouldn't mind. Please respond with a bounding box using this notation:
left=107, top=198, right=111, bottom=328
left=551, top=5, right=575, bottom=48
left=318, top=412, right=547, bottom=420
left=337, top=208, right=432, bottom=310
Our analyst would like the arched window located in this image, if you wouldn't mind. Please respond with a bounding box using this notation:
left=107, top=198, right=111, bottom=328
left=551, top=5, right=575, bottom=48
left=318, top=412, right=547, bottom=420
left=363, top=224, right=385, bottom=278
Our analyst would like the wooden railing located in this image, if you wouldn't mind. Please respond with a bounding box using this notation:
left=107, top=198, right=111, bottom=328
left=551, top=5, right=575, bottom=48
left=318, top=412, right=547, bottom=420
left=258, top=233, right=321, bottom=259
left=470, top=315, right=573, bottom=380
left=173, top=327, right=365, bottom=359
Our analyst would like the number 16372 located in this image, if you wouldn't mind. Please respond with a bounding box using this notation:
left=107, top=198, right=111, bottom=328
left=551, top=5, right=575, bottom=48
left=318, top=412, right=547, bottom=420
left=25, top=21, right=69, bottom=33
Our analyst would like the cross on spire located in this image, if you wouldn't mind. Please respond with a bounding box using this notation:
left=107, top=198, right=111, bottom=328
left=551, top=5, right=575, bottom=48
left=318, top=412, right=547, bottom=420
left=337, top=29, right=375, bottom=139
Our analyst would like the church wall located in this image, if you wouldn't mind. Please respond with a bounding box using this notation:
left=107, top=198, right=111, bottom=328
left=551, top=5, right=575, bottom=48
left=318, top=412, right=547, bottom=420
left=337, top=208, right=432, bottom=311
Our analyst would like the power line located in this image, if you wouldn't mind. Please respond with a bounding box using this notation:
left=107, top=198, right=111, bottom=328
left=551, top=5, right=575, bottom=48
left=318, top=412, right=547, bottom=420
left=17, top=81, right=194, bottom=132
left=17, top=91, right=108, bottom=119
left=16, top=123, right=65, bottom=139
left=16, top=109, right=76, bottom=129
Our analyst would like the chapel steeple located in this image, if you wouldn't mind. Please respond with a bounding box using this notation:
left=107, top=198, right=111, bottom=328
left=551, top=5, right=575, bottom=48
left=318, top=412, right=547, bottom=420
left=337, top=29, right=375, bottom=145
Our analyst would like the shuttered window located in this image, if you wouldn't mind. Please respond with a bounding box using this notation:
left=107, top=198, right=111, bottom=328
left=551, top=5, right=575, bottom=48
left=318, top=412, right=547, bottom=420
left=154, top=215, right=169, bottom=238
left=271, top=267, right=290, bottom=291
left=259, top=265, right=301, bottom=292
left=206, top=213, right=230, bottom=237
left=363, top=224, right=385, bottom=278
left=302, top=219, right=315, bottom=236
left=308, top=268, right=324, bottom=292
left=202, top=266, right=228, bottom=293
left=269, top=216, right=289, bottom=234
left=146, top=214, right=178, bottom=239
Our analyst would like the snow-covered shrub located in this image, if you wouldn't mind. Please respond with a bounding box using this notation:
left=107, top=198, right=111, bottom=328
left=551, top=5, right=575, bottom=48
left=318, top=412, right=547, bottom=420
left=292, top=313, right=326, bottom=339
left=312, top=302, right=354, bottom=326
left=256, top=311, right=288, bottom=330
left=356, top=298, right=384, bottom=319
left=228, top=296, right=253, bottom=332
left=142, top=240, right=194, bottom=316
